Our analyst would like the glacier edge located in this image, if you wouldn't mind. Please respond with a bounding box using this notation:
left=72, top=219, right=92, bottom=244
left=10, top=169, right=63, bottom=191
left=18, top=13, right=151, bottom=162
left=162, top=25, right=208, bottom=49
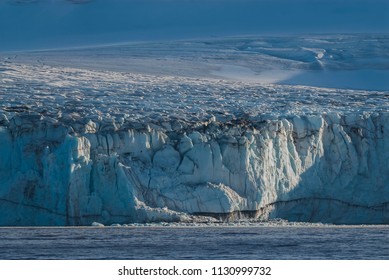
left=1, top=112, right=389, bottom=225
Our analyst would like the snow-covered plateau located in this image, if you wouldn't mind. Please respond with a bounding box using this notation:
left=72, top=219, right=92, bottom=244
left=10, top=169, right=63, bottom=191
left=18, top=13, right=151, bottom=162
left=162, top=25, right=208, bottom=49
left=1, top=35, right=389, bottom=226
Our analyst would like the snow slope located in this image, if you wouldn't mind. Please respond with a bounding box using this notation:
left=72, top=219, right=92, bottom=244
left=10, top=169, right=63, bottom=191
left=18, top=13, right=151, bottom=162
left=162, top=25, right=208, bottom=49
left=1, top=39, right=389, bottom=225
left=6, top=34, right=389, bottom=90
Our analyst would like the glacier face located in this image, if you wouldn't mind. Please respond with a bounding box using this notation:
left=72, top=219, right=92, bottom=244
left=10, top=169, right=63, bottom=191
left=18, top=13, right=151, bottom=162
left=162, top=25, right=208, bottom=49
left=1, top=61, right=389, bottom=225
left=1, top=34, right=389, bottom=226
left=1, top=110, right=389, bottom=225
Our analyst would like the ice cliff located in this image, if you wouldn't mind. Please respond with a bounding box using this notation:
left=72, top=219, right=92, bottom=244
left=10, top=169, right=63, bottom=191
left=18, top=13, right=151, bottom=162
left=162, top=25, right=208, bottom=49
left=1, top=110, right=389, bottom=225
left=1, top=60, right=389, bottom=225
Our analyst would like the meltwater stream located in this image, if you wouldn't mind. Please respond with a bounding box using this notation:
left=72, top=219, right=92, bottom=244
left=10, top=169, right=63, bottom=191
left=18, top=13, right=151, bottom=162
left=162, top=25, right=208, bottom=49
left=1, top=226, right=389, bottom=259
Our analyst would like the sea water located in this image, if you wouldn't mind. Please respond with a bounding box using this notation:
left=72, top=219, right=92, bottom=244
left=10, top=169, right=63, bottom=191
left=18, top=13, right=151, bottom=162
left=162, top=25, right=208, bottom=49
left=1, top=226, right=389, bottom=259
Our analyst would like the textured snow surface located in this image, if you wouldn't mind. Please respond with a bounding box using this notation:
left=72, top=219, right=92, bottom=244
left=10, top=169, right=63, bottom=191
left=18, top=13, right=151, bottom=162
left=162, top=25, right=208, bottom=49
left=1, top=36, right=389, bottom=226
left=6, top=34, right=389, bottom=90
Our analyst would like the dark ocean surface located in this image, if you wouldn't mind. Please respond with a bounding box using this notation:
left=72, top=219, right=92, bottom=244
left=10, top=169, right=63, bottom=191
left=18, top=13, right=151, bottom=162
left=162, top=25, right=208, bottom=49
left=1, top=226, right=389, bottom=260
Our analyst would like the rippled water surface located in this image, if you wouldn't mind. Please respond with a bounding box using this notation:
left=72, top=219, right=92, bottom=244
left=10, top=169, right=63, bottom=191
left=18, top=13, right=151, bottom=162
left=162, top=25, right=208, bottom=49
left=1, top=226, right=389, bottom=259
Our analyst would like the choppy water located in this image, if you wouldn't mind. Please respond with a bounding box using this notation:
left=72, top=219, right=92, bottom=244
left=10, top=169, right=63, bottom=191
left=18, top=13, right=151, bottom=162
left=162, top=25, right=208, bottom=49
left=1, top=226, right=389, bottom=259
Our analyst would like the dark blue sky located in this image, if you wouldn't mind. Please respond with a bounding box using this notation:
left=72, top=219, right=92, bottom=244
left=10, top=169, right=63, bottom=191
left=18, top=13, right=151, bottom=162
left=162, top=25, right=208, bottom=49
left=1, top=0, right=388, bottom=51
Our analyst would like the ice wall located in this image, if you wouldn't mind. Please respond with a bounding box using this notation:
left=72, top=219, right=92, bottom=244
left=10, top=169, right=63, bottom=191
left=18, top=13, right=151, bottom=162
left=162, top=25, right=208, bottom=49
left=1, top=112, right=389, bottom=225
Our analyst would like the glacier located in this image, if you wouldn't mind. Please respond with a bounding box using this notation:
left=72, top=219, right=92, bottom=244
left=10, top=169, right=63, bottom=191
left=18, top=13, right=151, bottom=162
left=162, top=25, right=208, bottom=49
left=1, top=37, right=389, bottom=226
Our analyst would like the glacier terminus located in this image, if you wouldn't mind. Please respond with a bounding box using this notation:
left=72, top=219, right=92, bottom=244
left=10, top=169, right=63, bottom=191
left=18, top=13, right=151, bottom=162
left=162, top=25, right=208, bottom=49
left=1, top=35, right=389, bottom=226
